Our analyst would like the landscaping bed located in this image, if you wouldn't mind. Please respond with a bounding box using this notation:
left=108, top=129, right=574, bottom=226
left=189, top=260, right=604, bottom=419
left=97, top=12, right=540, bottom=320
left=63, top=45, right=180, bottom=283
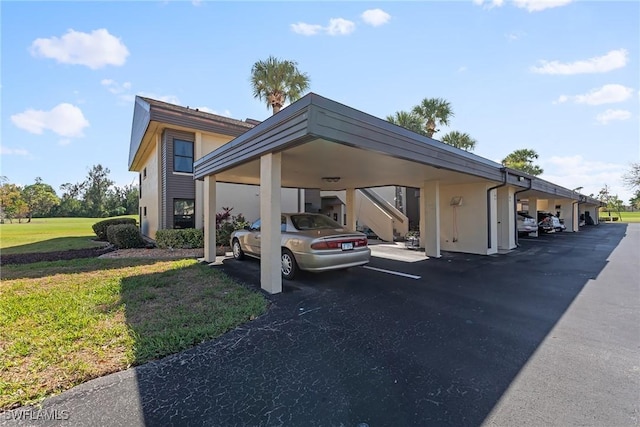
left=0, top=246, right=116, bottom=266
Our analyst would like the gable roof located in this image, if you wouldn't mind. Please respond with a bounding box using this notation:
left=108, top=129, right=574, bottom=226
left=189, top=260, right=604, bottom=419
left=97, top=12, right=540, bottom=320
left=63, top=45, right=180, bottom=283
left=128, top=96, right=258, bottom=170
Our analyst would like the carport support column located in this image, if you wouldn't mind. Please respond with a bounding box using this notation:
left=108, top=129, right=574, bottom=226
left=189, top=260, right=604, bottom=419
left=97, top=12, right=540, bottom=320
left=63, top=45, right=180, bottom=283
left=260, top=153, right=282, bottom=294
left=345, top=188, right=356, bottom=231
left=497, top=187, right=516, bottom=250
left=420, top=181, right=441, bottom=258
left=528, top=196, right=539, bottom=237
left=203, top=175, right=217, bottom=263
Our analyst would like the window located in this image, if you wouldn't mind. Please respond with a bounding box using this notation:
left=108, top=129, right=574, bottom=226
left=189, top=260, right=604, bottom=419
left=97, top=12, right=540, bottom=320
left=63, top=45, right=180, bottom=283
left=139, top=173, right=142, bottom=198
left=174, top=199, right=195, bottom=229
left=143, top=207, right=147, bottom=217
left=143, top=168, right=147, bottom=179
left=174, top=139, right=194, bottom=173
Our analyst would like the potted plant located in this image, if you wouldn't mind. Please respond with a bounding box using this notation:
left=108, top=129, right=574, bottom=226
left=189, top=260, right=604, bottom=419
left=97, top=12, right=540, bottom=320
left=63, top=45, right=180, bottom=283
left=405, top=230, right=420, bottom=250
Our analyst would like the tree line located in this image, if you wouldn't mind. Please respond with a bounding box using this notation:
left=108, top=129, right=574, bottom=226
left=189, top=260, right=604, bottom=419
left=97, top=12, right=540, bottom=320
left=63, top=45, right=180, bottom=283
left=0, top=165, right=138, bottom=223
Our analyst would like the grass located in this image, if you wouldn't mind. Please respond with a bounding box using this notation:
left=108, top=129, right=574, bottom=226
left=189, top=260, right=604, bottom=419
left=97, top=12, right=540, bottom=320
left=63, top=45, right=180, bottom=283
left=599, top=211, right=640, bottom=223
left=0, top=257, right=267, bottom=411
left=0, top=216, right=136, bottom=254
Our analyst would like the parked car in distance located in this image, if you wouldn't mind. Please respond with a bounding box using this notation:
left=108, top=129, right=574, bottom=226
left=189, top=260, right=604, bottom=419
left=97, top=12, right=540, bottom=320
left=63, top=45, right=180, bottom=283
left=230, top=213, right=371, bottom=280
left=537, top=212, right=565, bottom=233
left=517, top=212, right=537, bottom=236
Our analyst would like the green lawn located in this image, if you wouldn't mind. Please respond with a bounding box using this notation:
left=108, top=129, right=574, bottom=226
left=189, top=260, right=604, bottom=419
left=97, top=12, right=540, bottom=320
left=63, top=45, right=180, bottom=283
left=0, top=216, right=136, bottom=254
left=600, top=211, right=640, bottom=223
left=0, top=257, right=267, bottom=411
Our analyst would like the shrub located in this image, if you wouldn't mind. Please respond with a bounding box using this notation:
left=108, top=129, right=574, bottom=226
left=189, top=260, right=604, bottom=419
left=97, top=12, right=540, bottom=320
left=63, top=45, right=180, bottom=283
left=156, top=229, right=204, bottom=249
left=106, top=224, right=145, bottom=249
left=93, top=218, right=137, bottom=240
left=217, top=210, right=251, bottom=247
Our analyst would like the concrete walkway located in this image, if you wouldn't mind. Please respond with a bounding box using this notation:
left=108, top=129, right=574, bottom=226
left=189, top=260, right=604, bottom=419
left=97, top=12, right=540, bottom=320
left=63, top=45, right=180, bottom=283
left=2, top=224, right=638, bottom=426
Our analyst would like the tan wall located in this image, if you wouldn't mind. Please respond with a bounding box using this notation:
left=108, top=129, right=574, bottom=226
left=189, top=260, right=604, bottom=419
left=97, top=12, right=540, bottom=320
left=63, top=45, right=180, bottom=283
left=196, top=182, right=300, bottom=226
left=195, top=132, right=236, bottom=229
left=139, top=136, right=161, bottom=238
left=439, top=182, right=492, bottom=255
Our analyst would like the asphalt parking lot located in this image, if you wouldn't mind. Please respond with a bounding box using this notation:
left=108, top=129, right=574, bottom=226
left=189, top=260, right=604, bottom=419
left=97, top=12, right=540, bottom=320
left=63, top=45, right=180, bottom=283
left=3, top=223, right=638, bottom=427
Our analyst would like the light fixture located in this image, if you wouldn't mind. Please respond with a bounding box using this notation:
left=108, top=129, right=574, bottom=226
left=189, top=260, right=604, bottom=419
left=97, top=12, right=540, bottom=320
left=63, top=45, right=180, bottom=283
left=321, top=177, right=341, bottom=183
left=518, top=176, right=525, bottom=182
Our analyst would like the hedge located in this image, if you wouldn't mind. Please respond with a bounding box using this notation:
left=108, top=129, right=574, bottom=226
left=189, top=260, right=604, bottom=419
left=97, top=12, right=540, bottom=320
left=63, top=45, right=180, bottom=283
left=106, top=224, right=146, bottom=249
left=155, top=229, right=204, bottom=249
left=93, top=218, right=137, bottom=240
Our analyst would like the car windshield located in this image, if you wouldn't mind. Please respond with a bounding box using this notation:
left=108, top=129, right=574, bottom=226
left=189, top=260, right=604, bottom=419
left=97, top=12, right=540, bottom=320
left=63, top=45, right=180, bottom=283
left=290, top=214, right=343, bottom=230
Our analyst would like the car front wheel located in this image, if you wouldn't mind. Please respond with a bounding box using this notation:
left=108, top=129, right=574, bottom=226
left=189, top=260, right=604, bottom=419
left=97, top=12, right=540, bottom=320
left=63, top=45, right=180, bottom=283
left=232, top=239, right=245, bottom=260
left=281, top=249, right=298, bottom=280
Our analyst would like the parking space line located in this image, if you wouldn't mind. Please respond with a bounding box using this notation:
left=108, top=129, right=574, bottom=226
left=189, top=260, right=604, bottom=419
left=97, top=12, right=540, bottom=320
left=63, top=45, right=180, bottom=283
left=362, top=266, right=421, bottom=280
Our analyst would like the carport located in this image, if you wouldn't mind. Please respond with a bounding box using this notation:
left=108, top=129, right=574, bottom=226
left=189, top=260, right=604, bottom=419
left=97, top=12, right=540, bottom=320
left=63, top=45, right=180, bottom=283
left=193, top=93, right=590, bottom=294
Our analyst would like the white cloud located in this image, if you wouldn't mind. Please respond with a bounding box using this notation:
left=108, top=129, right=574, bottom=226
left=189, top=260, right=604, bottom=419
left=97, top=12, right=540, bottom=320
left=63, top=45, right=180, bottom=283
left=474, top=0, right=572, bottom=11
left=30, top=28, right=129, bottom=69
left=0, top=146, right=30, bottom=156
left=11, top=103, right=89, bottom=137
left=458, top=66, right=468, bottom=73
left=531, top=49, right=628, bottom=75
left=473, top=0, right=504, bottom=9
left=136, top=92, right=181, bottom=105
left=101, top=79, right=132, bottom=95
left=556, top=84, right=634, bottom=106
left=327, top=18, right=356, bottom=36
left=542, top=155, right=631, bottom=201
left=361, top=9, right=391, bottom=27
left=291, top=17, right=356, bottom=36
left=291, top=22, right=324, bottom=36
left=595, top=109, right=632, bottom=125
left=513, top=0, right=573, bottom=12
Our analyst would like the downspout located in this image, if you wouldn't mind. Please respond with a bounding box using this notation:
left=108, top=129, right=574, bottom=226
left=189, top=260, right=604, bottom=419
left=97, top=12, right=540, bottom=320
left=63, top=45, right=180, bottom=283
left=487, top=168, right=508, bottom=249
left=513, top=177, right=533, bottom=246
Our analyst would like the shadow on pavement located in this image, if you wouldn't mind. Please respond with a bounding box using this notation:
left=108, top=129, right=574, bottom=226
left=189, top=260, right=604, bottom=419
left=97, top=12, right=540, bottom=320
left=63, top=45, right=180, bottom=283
left=128, top=224, right=630, bottom=426
left=2, top=224, right=632, bottom=426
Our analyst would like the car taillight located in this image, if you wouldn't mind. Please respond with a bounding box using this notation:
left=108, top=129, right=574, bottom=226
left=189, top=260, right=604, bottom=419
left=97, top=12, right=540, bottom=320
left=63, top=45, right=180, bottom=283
left=311, top=238, right=368, bottom=250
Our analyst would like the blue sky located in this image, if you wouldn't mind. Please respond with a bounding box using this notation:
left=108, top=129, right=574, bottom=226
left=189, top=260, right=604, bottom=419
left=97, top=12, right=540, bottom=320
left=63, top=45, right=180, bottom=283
left=2, top=0, right=638, bottom=202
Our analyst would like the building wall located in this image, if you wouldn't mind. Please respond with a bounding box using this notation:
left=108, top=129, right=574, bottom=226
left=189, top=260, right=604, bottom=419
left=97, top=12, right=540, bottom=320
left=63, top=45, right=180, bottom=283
left=438, top=182, right=493, bottom=255
left=138, top=135, right=161, bottom=238
left=161, top=129, right=196, bottom=229
left=207, top=184, right=300, bottom=225
left=195, top=132, right=237, bottom=229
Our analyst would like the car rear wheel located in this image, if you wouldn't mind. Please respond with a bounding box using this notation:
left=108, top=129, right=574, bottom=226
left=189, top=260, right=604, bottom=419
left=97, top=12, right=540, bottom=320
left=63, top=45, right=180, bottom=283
left=232, top=239, right=245, bottom=260
left=281, top=249, right=298, bottom=280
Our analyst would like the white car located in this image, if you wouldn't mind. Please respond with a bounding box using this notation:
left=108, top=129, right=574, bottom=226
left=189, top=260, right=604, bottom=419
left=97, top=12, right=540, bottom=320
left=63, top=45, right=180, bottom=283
left=537, top=212, right=565, bottom=233
left=517, top=212, right=537, bottom=236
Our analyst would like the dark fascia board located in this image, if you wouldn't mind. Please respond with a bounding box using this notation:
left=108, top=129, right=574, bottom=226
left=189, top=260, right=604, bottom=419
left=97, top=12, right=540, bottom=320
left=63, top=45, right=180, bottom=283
left=195, top=93, right=506, bottom=182
left=128, top=96, right=256, bottom=170
left=192, top=92, right=593, bottom=203
left=194, top=95, right=315, bottom=179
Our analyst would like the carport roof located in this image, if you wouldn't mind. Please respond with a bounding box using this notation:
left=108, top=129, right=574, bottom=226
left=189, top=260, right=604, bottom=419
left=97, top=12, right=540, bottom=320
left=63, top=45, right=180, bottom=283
left=194, top=93, right=509, bottom=182
left=189, top=92, right=599, bottom=205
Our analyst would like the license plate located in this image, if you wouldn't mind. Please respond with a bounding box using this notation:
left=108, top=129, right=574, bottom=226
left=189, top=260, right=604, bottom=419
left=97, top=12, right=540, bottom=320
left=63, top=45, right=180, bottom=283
left=341, top=242, right=354, bottom=251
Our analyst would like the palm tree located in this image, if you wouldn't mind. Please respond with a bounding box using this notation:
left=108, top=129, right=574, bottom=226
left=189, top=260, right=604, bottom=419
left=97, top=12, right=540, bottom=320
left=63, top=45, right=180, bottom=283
left=250, top=56, right=310, bottom=115
left=386, top=111, right=426, bottom=136
left=501, top=148, right=544, bottom=176
left=412, top=97, right=454, bottom=138
left=441, top=131, right=477, bottom=152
